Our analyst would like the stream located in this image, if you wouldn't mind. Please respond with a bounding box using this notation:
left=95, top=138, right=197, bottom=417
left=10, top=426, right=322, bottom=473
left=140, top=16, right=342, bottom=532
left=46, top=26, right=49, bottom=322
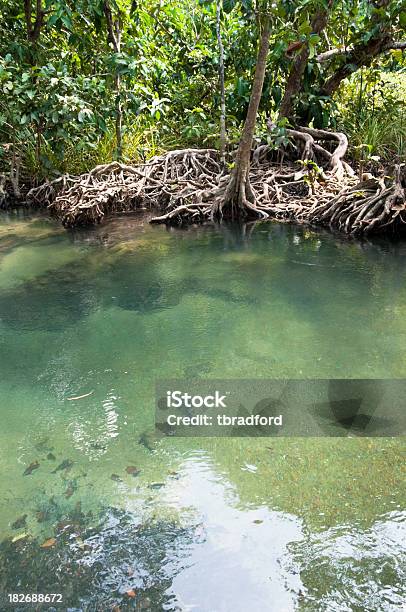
left=0, top=210, right=404, bottom=611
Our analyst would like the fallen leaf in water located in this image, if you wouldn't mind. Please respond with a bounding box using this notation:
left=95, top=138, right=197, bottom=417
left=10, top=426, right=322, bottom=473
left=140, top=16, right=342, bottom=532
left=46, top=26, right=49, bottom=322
left=12, top=532, right=29, bottom=542
left=66, top=390, right=94, bottom=401
left=75, top=537, right=85, bottom=550
left=12, top=515, right=27, bottom=529
left=253, top=519, right=263, bottom=524
left=126, top=589, right=136, bottom=598
left=23, top=461, right=40, bottom=476
left=41, top=538, right=56, bottom=548
left=242, top=463, right=257, bottom=473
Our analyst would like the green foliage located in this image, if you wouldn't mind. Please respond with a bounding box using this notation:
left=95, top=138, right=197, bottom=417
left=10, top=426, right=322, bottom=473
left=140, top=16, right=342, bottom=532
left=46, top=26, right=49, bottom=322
left=336, top=69, right=406, bottom=162
left=0, top=0, right=404, bottom=180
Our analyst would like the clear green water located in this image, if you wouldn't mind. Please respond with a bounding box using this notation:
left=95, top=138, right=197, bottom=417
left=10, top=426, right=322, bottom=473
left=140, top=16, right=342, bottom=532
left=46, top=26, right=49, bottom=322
left=0, top=210, right=405, bottom=611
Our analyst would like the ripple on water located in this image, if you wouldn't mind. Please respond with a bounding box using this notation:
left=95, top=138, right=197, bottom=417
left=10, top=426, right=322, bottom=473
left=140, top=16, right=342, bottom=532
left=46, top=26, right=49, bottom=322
left=291, top=511, right=406, bottom=611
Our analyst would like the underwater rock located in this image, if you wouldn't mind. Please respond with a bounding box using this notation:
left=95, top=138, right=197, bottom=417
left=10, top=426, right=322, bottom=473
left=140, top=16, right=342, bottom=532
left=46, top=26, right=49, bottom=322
left=111, top=474, right=123, bottom=482
left=47, top=452, right=56, bottom=461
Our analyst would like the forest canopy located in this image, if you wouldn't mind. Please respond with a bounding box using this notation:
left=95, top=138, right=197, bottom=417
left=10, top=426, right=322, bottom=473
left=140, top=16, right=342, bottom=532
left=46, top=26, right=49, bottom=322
left=0, top=0, right=404, bottom=175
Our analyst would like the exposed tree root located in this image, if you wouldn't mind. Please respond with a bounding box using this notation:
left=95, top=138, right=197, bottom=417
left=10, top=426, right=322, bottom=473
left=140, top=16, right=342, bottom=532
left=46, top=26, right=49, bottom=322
left=26, top=139, right=405, bottom=236
left=27, top=150, right=221, bottom=227
left=306, top=165, right=406, bottom=235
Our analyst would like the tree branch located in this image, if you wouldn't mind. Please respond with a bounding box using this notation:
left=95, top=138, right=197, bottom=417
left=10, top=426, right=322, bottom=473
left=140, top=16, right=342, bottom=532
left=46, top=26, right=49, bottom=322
left=317, top=40, right=406, bottom=62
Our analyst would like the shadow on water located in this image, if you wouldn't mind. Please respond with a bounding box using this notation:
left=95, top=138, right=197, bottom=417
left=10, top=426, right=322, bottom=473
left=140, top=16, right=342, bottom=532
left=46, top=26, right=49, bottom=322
left=0, top=272, right=95, bottom=332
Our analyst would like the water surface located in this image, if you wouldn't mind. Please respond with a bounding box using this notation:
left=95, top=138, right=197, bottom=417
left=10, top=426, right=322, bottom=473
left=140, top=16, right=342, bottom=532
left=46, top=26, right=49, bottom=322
left=0, top=210, right=404, bottom=611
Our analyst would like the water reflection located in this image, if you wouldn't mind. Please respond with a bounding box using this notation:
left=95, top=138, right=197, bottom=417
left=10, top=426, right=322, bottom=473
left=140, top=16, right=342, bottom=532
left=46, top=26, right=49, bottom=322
left=165, top=453, right=304, bottom=611
left=292, top=510, right=406, bottom=610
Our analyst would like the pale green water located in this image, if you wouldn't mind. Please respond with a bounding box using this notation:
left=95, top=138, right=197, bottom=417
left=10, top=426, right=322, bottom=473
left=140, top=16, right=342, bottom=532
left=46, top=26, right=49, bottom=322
left=0, top=210, right=405, bottom=611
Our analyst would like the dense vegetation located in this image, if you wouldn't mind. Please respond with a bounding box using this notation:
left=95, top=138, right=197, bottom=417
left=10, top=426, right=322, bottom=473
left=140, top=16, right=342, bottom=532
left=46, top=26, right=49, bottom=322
left=0, top=0, right=405, bottom=230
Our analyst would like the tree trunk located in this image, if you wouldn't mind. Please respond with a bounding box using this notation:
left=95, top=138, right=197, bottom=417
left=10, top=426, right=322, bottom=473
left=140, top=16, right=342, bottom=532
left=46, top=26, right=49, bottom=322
left=114, top=21, right=123, bottom=160
left=213, top=17, right=270, bottom=219
left=103, top=1, right=123, bottom=160
left=216, top=0, right=227, bottom=165
left=24, top=0, right=45, bottom=43
left=279, top=5, right=331, bottom=120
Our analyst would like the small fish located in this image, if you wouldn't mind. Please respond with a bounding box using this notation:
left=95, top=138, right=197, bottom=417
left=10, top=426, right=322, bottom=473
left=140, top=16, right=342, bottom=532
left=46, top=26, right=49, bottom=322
left=23, top=461, right=40, bottom=476
left=111, top=474, right=123, bottom=482
left=138, top=432, right=155, bottom=452
left=12, top=515, right=27, bottom=529
left=47, top=452, right=56, bottom=461
left=36, top=511, right=48, bottom=523
left=64, top=483, right=76, bottom=498
left=52, top=459, right=73, bottom=473
left=125, top=466, right=140, bottom=477
left=34, top=437, right=49, bottom=451
left=148, top=482, right=164, bottom=490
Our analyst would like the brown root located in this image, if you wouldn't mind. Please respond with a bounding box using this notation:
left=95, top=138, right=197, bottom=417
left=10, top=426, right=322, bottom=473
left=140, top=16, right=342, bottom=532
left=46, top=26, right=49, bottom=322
left=26, top=141, right=405, bottom=236
left=27, top=150, right=220, bottom=227
left=306, top=165, right=406, bottom=235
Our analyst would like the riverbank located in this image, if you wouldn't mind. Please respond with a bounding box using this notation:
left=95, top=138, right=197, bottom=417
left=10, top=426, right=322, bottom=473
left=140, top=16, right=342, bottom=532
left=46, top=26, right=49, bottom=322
left=22, top=146, right=406, bottom=237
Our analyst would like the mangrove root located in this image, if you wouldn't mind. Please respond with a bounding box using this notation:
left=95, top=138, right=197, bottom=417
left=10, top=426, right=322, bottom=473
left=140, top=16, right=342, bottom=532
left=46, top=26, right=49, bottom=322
left=26, top=139, right=405, bottom=236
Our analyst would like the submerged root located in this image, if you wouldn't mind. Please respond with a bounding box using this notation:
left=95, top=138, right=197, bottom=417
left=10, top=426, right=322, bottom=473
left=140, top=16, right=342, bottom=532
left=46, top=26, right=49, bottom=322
left=27, top=139, right=405, bottom=236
